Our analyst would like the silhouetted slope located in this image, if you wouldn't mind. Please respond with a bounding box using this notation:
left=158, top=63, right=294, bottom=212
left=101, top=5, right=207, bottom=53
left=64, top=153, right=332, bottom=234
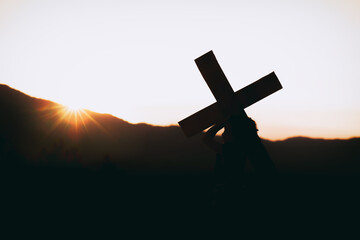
left=265, top=137, right=360, bottom=174
left=2, top=84, right=360, bottom=236
left=1, top=83, right=359, bottom=174
left=0, top=84, right=214, bottom=172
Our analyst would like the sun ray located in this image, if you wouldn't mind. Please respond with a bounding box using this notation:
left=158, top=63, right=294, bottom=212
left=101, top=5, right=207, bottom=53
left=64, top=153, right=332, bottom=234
left=36, top=102, right=112, bottom=141
left=80, top=110, right=112, bottom=138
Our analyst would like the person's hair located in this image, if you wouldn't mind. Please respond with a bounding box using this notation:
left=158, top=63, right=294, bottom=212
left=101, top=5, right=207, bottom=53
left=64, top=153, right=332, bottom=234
left=226, top=115, right=258, bottom=139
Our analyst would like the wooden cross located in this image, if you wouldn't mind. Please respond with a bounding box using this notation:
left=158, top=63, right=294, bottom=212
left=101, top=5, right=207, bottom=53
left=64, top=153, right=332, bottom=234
left=178, top=50, right=282, bottom=137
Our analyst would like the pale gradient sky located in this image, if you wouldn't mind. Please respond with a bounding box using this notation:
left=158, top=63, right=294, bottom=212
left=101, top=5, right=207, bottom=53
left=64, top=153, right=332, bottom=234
left=0, top=0, right=359, bottom=140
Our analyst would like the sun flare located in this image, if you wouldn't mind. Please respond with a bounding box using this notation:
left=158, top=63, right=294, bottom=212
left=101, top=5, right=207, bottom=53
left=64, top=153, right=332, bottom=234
left=56, top=104, right=106, bottom=137
left=59, top=104, right=87, bottom=127
left=63, top=104, right=84, bottom=113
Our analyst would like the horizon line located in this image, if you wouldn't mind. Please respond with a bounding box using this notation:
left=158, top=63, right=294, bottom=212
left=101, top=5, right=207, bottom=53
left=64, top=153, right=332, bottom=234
left=1, top=83, right=359, bottom=142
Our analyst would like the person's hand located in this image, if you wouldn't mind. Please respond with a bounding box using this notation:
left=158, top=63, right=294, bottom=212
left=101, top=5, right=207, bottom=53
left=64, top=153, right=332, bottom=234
left=202, top=123, right=224, bottom=153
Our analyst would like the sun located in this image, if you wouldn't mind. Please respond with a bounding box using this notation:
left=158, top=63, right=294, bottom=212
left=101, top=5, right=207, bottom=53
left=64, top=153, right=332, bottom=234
left=36, top=101, right=107, bottom=140
left=63, top=103, right=84, bottom=113
left=59, top=103, right=86, bottom=127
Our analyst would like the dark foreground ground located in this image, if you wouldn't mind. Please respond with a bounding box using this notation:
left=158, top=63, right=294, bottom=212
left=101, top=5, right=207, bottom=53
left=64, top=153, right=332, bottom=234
left=2, top=165, right=360, bottom=238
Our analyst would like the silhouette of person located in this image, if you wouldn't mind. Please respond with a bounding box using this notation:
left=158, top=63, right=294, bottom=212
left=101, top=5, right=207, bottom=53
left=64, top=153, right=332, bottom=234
left=203, top=110, right=276, bottom=211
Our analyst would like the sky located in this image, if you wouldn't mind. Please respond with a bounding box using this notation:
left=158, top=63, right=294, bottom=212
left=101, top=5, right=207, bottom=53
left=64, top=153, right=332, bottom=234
left=0, top=0, right=359, bottom=140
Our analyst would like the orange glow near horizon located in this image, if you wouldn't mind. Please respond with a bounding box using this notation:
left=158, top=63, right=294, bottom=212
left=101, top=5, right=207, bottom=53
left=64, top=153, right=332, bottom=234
left=61, top=106, right=86, bottom=125
left=34, top=102, right=110, bottom=140
left=28, top=93, right=359, bottom=141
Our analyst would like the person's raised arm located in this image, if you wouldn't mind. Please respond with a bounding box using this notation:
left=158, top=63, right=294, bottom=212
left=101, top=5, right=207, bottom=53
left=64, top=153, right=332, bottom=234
left=202, top=122, right=224, bottom=153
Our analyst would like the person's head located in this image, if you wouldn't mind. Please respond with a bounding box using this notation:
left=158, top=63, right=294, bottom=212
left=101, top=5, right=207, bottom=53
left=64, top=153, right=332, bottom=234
left=222, top=115, right=258, bottom=142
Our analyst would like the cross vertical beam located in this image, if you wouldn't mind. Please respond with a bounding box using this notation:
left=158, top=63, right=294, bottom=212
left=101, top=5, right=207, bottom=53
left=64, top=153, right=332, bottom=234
left=195, top=51, right=235, bottom=103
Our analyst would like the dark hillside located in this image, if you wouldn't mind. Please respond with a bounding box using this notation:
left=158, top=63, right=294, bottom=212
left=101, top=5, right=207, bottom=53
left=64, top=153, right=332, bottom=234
left=1, top=84, right=359, bottom=174
left=1, top=84, right=359, bottom=236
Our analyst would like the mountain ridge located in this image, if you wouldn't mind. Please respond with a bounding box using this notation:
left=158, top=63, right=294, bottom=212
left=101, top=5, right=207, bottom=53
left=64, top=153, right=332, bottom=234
left=1, top=83, right=359, bottom=174
left=2, top=83, right=358, bottom=140
left=2, top=83, right=360, bottom=232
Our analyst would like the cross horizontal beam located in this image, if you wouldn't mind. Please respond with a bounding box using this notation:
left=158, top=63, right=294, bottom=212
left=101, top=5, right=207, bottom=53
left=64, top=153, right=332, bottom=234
left=178, top=72, right=282, bottom=137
